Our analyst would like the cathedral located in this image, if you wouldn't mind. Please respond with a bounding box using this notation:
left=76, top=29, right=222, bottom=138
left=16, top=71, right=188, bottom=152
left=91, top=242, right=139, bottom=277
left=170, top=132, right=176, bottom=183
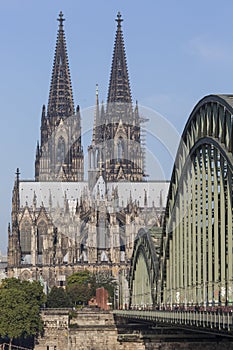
left=7, top=12, right=169, bottom=291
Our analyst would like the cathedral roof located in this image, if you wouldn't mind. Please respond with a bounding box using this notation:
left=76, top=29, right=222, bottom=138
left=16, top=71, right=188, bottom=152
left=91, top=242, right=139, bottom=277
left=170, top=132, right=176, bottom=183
left=107, top=12, right=132, bottom=105
left=19, top=181, right=87, bottom=211
left=18, top=180, right=169, bottom=210
left=47, top=11, right=74, bottom=119
left=110, top=181, right=169, bottom=208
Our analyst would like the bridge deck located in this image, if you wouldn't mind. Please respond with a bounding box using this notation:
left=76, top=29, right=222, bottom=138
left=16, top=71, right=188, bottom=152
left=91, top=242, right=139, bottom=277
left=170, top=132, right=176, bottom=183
left=113, top=310, right=233, bottom=335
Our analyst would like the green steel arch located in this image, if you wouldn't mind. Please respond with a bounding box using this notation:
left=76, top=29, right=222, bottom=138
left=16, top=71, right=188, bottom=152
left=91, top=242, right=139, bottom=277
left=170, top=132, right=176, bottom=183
left=159, top=94, right=233, bottom=308
left=129, top=228, right=159, bottom=308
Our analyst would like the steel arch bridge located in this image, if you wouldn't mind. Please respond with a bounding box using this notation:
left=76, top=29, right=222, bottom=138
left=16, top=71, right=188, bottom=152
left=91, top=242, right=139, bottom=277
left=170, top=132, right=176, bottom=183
left=128, top=228, right=159, bottom=307
left=129, top=94, right=233, bottom=310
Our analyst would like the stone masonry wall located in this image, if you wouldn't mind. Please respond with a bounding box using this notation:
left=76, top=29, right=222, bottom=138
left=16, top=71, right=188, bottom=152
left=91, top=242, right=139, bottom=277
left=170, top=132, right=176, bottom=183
left=69, top=310, right=145, bottom=350
left=35, top=309, right=145, bottom=350
left=35, top=309, right=233, bottom=350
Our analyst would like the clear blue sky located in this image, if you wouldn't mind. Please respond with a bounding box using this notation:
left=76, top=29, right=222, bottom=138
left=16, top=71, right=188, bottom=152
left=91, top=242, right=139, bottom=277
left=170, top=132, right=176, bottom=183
left=1, top=0, right=233, bottom=254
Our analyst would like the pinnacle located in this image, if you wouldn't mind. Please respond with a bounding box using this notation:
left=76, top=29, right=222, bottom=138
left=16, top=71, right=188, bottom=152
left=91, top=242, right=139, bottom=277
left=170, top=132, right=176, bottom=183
left=47, top=12, right=74, bottom=119
left=107, top=12, right=132, bottom=106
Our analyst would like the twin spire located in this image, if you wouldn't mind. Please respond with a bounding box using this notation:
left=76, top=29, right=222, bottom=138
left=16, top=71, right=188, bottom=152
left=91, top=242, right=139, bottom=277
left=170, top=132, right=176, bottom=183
left=107, top=12, right=132, bottom=105
left=47, top=11, right=132, bottom=119
left=36, top=11, right=142, bottom=183
left=47, top=11, right=74, bottom=119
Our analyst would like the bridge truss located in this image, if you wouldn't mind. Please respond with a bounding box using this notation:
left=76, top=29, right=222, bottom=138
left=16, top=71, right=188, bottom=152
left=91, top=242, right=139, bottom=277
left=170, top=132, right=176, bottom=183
left=129, top=228, right=158, bottom=307
left=159, top=94, right=233, bottom=308
left=129, top=94, right=233, bottom=310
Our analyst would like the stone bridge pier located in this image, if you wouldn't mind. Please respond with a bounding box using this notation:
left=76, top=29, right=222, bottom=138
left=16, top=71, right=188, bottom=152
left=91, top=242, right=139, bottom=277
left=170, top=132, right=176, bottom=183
left=35, top=308, right=233, bottom=350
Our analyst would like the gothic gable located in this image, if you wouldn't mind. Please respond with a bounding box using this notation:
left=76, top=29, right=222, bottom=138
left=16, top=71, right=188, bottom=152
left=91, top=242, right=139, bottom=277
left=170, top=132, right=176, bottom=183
left=36, top=206, right=51, bottom=226
left=19, top=206, right=33, bottom=226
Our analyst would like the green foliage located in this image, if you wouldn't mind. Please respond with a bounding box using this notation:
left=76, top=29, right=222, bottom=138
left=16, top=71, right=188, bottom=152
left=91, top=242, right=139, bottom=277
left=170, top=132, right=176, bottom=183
left=1, top=278, right=46, bottom=308
left=67, top=270, right=93, bottom=286
left=47, top=286, right=72, bottom=308
left=94, top=272, right=117, bottom=302
left=66, top=271, right=96, bottom=306
left=66, top=271, right=117, bottom=306
left=67, top=283, right=93, bottom=306
left=0, top=278, right=45, bottom=345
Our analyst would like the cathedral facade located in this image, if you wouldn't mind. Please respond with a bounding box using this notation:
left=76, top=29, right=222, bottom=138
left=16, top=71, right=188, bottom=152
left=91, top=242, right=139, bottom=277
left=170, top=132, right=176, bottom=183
left=7, top=12, right=169, bottom=291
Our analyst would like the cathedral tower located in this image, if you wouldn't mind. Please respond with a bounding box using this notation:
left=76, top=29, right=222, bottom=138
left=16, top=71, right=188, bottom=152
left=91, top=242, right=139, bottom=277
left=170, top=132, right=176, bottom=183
left=7, top=11, right=169, bottom=291
left=88, top=12, right=145, bottom=186
left=35, top=12, right=84, bottom=182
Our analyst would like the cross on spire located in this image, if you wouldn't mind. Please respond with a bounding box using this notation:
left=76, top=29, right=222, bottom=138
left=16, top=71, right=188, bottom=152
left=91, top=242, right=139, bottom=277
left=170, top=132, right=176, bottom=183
left=116, top=11, right=123, bottom=26
left=57, top=11, right=65, bottom=27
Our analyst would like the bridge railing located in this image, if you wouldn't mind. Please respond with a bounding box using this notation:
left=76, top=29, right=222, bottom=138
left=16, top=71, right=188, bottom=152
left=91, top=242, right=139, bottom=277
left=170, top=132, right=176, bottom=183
left=113, top=310, right=233, bottom=332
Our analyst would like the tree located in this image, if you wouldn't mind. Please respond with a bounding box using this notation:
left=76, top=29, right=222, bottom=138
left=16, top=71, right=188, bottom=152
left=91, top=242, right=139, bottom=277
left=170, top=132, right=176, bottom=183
left=67, top=283, right=93, bottom=306
left=47, top=286, right=72, bottom=308
left=67, top=270, right=94, bottom=286
left=66, top=271, right=117, bottom=307
left=94, top=272, right=117, bottom=305
left=67, top=271, right=96, bottom=306
left=0, top=278, right=45, bottom=348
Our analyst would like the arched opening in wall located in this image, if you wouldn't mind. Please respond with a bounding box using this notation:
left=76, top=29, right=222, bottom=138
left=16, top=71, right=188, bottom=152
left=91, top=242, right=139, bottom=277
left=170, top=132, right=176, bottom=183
left=120, top=238, right=126, bottom=262
left=48, top=139, right=53, bottom=163
left=80, top=236, right=88, bottom=262
left=96, top=148, right=99, bottom=168
left=97, top=215, right=110, bottom=249
left=117, top=137, right=124, bottom=161
left=37, top=220, right=47, bottom=264
left=100, top=251, right=109, bottom=262
left=57, top=136, right=65, bottom=163
left=20, top=220, right=31, bottom=264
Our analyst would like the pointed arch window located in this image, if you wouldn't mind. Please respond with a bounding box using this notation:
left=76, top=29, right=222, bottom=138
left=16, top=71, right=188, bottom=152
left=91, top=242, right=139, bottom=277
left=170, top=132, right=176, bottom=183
left=101, top=251, right=108, bottom=262
left=96, top=149, right=100, bottom=168
left=80, top=234, right=88, bottom=262
left=57, top=136, right=65, bottom=163
left=117, top=137, right=124, bottom=160
left=37, top=220, right=47, bottom=254
left=120, top=238, right=126, bottom=262
left=48, top=139, right=53, bottom=162
left=20, top=220, right=31, bottom=254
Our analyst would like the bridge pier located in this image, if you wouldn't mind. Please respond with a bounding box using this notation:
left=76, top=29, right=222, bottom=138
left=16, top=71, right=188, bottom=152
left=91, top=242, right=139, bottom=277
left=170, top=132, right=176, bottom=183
left=114, top=311, right=233, bottom=350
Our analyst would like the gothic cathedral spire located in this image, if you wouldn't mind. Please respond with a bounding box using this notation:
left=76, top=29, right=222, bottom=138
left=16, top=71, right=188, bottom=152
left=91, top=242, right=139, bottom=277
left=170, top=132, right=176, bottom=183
left=107, top=12, right=132, bottom=105
left=35, top=12, right=84, bottom=182
left=92, top=84, right=100, bottom=146
left=47, top=11, right=74, bottom=119
left=88, top=12, right=145, bottom=185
